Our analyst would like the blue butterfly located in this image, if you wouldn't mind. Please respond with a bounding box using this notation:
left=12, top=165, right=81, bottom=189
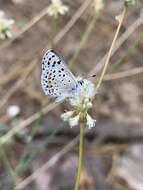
left=41, top=49, right=83, bottom=102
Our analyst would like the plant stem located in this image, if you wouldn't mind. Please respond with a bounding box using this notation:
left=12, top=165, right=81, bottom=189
left=74, top=123, right=84, bottom=190
left=95, top=6, right=127, bottom=91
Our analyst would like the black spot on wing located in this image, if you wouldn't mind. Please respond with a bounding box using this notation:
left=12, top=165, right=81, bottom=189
left=57, top=60, right=61, bottom=64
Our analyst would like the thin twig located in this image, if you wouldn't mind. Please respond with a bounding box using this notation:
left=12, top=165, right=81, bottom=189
left=95, top=7, right=127, bottom=91
left=104, top=66, right=143, bottom=80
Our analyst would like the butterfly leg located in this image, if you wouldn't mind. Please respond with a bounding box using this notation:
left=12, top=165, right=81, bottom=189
left=55, top=93, right=71, bottom=102
left=55, top=96, right=66, bottom=102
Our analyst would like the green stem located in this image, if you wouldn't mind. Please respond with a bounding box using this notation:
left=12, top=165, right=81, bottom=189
left=95, top=7, right=127, bottom=91
left=74, top=123, right=84, bottom=190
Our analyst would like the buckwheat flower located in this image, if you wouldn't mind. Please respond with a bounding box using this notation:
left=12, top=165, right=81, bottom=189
left=0, top=10, right=14, bottom=39
left=61, top=79, right=96, bottom=129
left=7, top=105, right=20, bottom=118
left=94, top=0, right=104, bottom=13
left=0, top=10, right=4, bottom=17
left=69, top=114, right=80, bottom=128
left=86, top=114, right=96, bottom=129
left=61, top=111, right=80, bottom=128
left=61, top=111, right=75, bottom=121
left=47, top=0, right=69, bottom=18
left=12, top=0, right=24, bottom=4
left=125, top=0, right=136, bottom=6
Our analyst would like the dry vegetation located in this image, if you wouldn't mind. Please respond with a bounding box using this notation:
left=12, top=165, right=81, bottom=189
left=0, top=0, right=143, bottom=190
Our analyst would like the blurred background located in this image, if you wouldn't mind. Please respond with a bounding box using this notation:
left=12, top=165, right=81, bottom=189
left=0, top=0, right=143, bottom=189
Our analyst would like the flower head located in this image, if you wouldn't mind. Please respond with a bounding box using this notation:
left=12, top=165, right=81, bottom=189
left=61, top=111, right=79, bottom=128
left=47, top=0, right=69, bottom=18
left=124, top=0, right=136, bottom=7
left=61, top=79, right=96, bottom=129
left=94, top=0, right=104, bottom=13
left=0, top=10, right=14, bottom=39
left=86, top=114, right=96, bottom=129
left=7, top=105, right=20, bottom=118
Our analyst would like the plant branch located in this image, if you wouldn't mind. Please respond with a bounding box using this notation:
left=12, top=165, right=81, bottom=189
left=95, top=6, right=127, bottom=91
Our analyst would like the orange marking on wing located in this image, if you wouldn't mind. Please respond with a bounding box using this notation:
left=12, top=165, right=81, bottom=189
left=48, top=80, right=52, bottom=88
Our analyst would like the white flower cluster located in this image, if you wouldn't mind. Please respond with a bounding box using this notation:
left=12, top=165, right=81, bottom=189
left=47, top=0, right=69, bottom=18
left=7, top=105, right=20, bottom=118
left=94, top=0, right=104, bottom=13
left=0, top=10, right=14, bottom=39
left=124, top=0, right=136, bottom=6
left=61, top=79, right=96, bottom=129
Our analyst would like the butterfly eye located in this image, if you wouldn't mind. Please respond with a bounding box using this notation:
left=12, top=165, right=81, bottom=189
left=78, top=80, right=84, bottom=86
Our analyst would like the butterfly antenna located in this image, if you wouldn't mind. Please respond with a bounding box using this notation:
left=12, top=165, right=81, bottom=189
left=81, top=73, right=96, bottom=78
left=87, top=74, right=96, bottom=79
left=91, top=74, right=96, bottom=77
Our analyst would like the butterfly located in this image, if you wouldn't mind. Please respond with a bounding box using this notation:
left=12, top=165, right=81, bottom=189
left=41, top=49, right=84, bottom=102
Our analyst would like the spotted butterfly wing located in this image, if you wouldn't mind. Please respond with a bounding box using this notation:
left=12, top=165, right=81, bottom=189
left=41, top=49, right=80, bottom=102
